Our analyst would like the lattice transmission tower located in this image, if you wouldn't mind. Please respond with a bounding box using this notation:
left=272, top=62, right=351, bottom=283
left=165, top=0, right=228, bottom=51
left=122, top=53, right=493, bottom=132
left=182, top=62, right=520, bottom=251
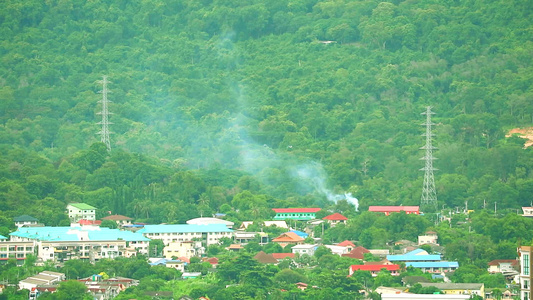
left=97, top=76, right=112, bottom=151
left=420, top=106, right=437, bottom=210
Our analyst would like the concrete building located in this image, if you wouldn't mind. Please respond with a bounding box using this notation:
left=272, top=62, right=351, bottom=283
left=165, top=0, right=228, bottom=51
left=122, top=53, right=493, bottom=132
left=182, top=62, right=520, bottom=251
left=368, top=206, right=420, bottom=216
left=272, top=208, right=321, bottom=221
left=101, top=215, right=133, bottom=227
left=322, top=213, right=348, bottom=227
left=292, top=244, right=317, bottom=256
left=186, top=217, right=234, bottom=229
left=9, top=226, right=149, bottom=262
left=418, top=231, right=439, bottom=245
left=14, top=215, right=39, bottom=228
left=518, top=246, right=531, bottom=300
left=67, top=203, right=96, bottom=223
left=163, top=241, right=197, bottom=259
left=418, top=283, right=484, bottom=298
left=137, top=224, right=233, bottom=248
left=0, top=241, right=35, bottom=263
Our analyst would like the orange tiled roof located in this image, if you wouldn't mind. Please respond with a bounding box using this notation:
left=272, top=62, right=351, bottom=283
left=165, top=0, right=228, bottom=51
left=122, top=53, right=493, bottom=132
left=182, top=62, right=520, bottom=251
left=272, top=232, right=305, bottom=243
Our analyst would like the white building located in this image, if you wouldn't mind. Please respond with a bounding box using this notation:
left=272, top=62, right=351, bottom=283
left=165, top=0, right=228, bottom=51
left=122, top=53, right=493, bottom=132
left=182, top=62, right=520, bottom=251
left=9, top=226, right=149, bottom=262
left=292, top=244, right=317, bottom=256
left=0, top=241, right=35, bottom=263
left=518, top=246, right=531, bottom=300
left=14, top=215, right=39, bottom=228
left=138, top=224, right=233, bottom=247
left=186, top=217, right=234, bottom=229
left=418, top=231, right=439, bottom=245
left=19, top=271, right=64, bottom=291
left=67, top=203, right=96, bottom=223
left=522, top=207, right=533, bottom=217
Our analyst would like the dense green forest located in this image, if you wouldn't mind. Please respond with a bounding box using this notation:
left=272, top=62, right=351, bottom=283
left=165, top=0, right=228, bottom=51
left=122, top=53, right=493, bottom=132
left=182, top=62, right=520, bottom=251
left=0, top=0, right=532, bottom=227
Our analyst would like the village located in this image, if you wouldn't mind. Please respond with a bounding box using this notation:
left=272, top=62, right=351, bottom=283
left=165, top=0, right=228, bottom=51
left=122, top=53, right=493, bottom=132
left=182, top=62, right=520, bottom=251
left=1, top=203, right=532, bottom=299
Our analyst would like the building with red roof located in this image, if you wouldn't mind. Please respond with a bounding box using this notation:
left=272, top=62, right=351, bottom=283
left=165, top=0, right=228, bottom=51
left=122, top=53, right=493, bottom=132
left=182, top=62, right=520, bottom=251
left=272, top=232, right=305, bottom=247
left=272, top=208, right=321, bottom=220
left=78, top=219, right=102, bottom=226
left=272, top=253, right=295, bottom=260
left=342, top=246, right=370, bottom=260
left=349, top=264, right=400, bottom=276
left=368, top=206, right=420, bottom=216
left=322, top=213, right=348, bottom=226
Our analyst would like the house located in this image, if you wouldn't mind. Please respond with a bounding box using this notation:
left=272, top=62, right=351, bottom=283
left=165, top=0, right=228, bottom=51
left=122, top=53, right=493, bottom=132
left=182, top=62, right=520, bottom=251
left=419, top=283, right=484, bottom=298
left=289, top=230, right=308, bottom=238
left=292, top=244, right=317, bottom=256
left=186, top=217, right=234, bottom=229
left=272, top=232, right=305, bottom=247
left=272, top=208, right=321, bottom=221
left=342, top=246, right=370, bottom=260
left=226, top=244, right=244, bottom=251
left=67, top=203, right=97, bottom=223
left=325, top=245, right=352, bottom=256
left=484, top=288, right=516, bottom=300
left=381, top=294, right=470, bottom=300
left=337, top=240, right=355, bottom=250
left=163, top=241, right=196, bottom=259
left=78, top=219, right=102, bottom=227
left=522, top=207, right=533, bottom=217
left=101, top=215, right=133, bottom=227
left=487, top=259, right=518, bottom=274
left=137, top=224, right=233, bottom=248
left=272, top=253, right=295, bottom=261
left=234, top=231, right=268, bottom=245
left=149, top=258, right=185, bottom=272
left=322, top=213, right=348, bottom=226
left=418, top=231, right=439, bottom=245
left=202, top=257, right=219, bottom=268
left=368, top=206, right=420, bottom=216
left=349, top=264, right=400, bottom=277
left=14, top=215, right=39, bottom=228
left=518, top=246, right=531, bottom=300
left=254, top=251, right=278, bottom=264
left=182, top=272, right=201, bottom=279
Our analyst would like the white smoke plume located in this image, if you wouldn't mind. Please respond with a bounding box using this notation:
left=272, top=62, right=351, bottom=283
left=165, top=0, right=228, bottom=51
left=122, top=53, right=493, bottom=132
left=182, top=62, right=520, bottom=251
left=293, top=162, right=359, bottom=211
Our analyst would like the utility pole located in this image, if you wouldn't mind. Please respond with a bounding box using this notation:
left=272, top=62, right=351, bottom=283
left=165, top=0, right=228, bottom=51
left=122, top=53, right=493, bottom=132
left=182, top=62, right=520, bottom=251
left=420, top=106, right=438, bottom=211
left=97, top=76, right=112, bottom=151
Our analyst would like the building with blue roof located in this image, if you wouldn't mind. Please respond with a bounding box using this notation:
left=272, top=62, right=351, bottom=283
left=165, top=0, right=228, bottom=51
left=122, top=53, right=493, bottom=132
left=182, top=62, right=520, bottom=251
left=387, top=248, right=441, bottom=262
left=9, top=226, right=150, bottom=263
left=289, top=230, right=309, bottom=238
left=386, top=248, right=459, bottom=274
left=138, top=224, right=233, bottom=248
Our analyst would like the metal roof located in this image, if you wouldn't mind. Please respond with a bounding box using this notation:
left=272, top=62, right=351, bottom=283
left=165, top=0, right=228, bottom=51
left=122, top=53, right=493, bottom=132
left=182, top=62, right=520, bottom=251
left=67, top=203, right=96, bottom=210
left=137, top=224, right=233, bottom=234
left=272, top=208, right=321, bottom=213
left=406, top=261, right=459, bottom=268
left=10, top=226, right=149, bottom=242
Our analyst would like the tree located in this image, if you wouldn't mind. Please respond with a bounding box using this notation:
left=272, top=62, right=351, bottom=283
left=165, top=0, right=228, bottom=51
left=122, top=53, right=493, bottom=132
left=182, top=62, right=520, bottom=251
left=54, top=280, right=92, bottom=300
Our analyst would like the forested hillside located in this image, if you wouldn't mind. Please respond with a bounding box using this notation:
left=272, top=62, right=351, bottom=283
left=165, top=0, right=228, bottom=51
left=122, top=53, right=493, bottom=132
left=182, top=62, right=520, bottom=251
left=0, top=0, right=532, bottom=228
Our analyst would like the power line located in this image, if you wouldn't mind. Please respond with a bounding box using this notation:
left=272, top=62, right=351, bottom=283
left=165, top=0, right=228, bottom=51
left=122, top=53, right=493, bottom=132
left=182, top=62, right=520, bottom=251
left=420, top=106, right=437, bottom=210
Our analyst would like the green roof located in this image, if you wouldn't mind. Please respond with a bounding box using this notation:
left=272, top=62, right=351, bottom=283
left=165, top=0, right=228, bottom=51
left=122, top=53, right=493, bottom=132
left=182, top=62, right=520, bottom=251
left=68, top=203, right=96, bottom=210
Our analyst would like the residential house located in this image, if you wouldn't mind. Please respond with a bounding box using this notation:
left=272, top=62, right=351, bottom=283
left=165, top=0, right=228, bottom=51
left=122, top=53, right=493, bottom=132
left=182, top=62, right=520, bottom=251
left=418, top=231, right=439, bottom=246
left=289, top=230, right=308, bottom=239
left=272, top=208, right=321, bottom=221
left=337, top=240, right=355, bottom=251
left=271, top=232, right=305, bottom=248
left=272, top=253, right=295, bottom=262
left=292, top=244, right=317, bottom=256
left=522, top=207, right=533, bottom=217
left=186, top=217, right=234, bottom=229
left=14, top=215, right=39, bottom=228
left=101, top=215, right=133, bottom=227
left=368, top=206, right=420, bottom=216
left=342, top=246, right=370, bottom=260
left=226, top=244, right=244, bottom=251
left=78, top=220, right=102, bottom=227
left=254, top=251, right=278, bottom=264
left=202, top=257, right=219, bottom=268
left=419, top=283, right=484, bottom=298
left=137, top=224, right=234, bottom=248
left=67, top=203, right=97, bottom=223
left=149, top=258, right=186, bottom=272
left=322, top=213, right=348, bottom=227
left=349, top=264, right=400, bottom=277
left=487, top=259, right=518, bottom=274
left=234, top=231, right=268, bottom=245
left=325, top=244, right=352, bottom=256
left=518, top=246, right=531, bottom=300
left=485, top=288, right=516, bottom=300
left=163, top=241, right=196, bottom=259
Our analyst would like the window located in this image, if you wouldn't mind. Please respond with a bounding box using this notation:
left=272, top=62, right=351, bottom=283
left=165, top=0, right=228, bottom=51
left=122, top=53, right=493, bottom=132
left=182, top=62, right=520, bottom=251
left=26, top=247, right=33, bottom=251
left=0, top=254, right=6, bottom=258
left=9, top=247, right=15, bottom=251
left=524, top=280, right=529, bottom=289
left=0, top=247, right=6, bottom=252
left=17, top=253, right=24, bottom=258
left=524, top=254, right=530, bottom=276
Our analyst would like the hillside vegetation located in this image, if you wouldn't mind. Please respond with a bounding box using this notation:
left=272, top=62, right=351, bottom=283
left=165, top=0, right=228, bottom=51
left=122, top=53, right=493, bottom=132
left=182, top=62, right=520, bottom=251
left=0, top=0, right=532, bottom=227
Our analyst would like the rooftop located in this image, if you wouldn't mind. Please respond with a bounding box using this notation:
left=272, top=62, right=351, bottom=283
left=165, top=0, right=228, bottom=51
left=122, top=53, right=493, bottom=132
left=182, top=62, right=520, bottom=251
left=10, top=226, right=149, bottom=242
left=101, top=215, right=133, bottom=221
left=405, top=261, right=459, bottom=268
left=272, top=208, right=321, bottom=213
left=14, top=215, right=39, bottom=222
left=351, top=264, right=400, bottom=272
left=254, top=251, right=278, bottom=264
left=138, top=224, right=233, bottom=234
left=68, top=203, right=97, bottom=210
left=272, top=232, right=305, bottom=243
left=186, top=217, right=234, bottom=226
left=323, top=213, right=348, bottom=221
left=337, top=240, right=355, bottom=247
left=419, top=282, right=484, bottom=290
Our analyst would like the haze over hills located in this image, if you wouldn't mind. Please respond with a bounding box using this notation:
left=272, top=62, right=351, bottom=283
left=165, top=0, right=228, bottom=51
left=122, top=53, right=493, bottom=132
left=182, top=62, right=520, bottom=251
left=0, top=0, right=532, bottom=226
